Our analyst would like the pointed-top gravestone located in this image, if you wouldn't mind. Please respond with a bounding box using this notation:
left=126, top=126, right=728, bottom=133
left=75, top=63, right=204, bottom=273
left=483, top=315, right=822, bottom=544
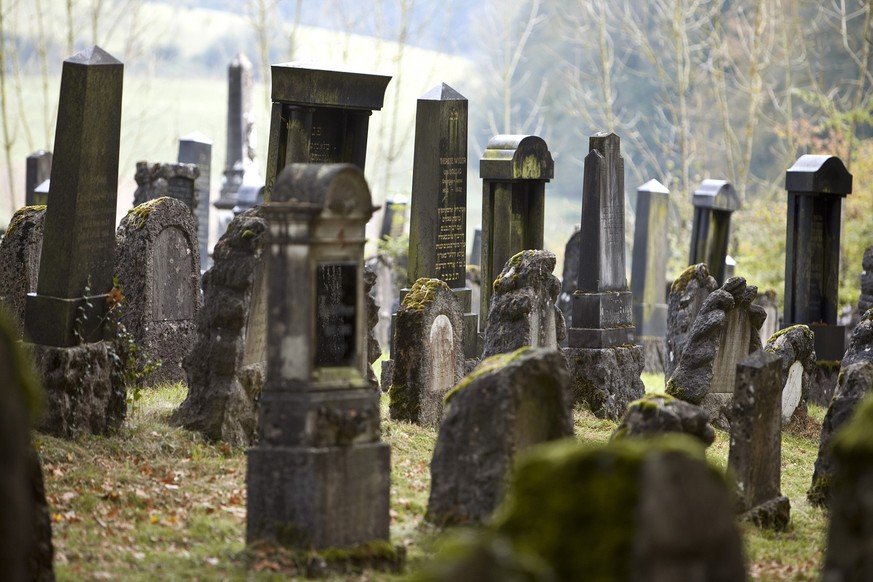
left=178, top=132, right=213, bottom=272
left=689, top=179, right=740, bottom=286
left=24, top=45, right=123, bottom=347
left=215, top=54, right=253, bottom=212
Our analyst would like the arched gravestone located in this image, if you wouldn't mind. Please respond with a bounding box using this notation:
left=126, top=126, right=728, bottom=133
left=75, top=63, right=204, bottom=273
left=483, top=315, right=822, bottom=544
left=688, top=180, right=740, bottom=286
left=115, top=196, right=201, bottom=385
left=0, top=206, right=46, bottom=337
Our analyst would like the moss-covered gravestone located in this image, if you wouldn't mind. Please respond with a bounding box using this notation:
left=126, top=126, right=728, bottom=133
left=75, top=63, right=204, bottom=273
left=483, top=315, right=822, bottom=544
left=665, top=263, right=718, bottom=380
left=389, top=278, right=464, bottom=427
left=612, top=393, right=715, bottom=447
left=764, top=324, right=816, bottom=423
left=416, top=436, right=746, bottom=581
left=0, top=206, right=46, bottom=337
left=426, top=347, right=572, bottom=526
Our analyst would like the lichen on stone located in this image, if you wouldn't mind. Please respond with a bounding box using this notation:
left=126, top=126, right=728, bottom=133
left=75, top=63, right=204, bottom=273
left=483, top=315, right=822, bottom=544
left=401, top=278, right=447, bottom=312
left=444, top=346, right=532, bottom=403
left=4, top=205, right=46, bottom=239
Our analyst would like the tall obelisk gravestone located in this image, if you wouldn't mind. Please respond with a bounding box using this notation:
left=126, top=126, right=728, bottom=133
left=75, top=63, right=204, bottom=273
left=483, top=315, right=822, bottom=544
left=405, top=84, right=477, bottom=357
left=25, top=46, right=123, bottom=347
left=178, top=132, right=213, bottom=271
left=565, top=133, right=645, bottom=421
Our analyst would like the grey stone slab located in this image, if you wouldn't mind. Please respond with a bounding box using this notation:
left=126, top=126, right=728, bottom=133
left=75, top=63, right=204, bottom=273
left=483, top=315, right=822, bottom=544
left=631, top=179, right=670, bottom=338
left=178, top=132, right=213, bottom=272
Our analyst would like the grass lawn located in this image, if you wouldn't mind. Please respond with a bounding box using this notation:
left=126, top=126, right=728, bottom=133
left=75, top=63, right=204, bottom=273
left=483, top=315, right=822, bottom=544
left=37, top=382, right=828, bottom=580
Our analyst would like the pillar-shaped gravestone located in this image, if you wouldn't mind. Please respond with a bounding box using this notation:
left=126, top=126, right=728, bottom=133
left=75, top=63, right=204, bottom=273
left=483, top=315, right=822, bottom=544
left=478, top=135, right=553, bottom=328
left=728, top=349, right=791, bottom=530
left=215, top=54, right=253, bottom=211
left=247, top=163, right=389, bottom=549
left=631, top=179, right=670, bottom=373
left=0, top=206, right=46, bottom=337
left=24, top=46, right=122, bottom=348
left=569, top=133, right=634, bottom=348
left=133, top=162, right=199, bottom=209
left=783, top=154, right=853, bottom=361
left=25, top=151, right=52, bottom=207
left=688, top=180, right=740, bottom=286
left=178, top=132, right=213, bottom=272
left=405, top=83, right=477, bottom=357
left=380, top=195, right=408, bottom=239
left=264, top=62, right=391, bottom=201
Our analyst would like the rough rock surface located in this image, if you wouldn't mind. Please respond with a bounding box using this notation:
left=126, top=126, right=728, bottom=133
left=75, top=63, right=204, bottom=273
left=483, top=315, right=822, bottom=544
left=764, top=324, right=816, bottom=422
left=0, top=205, right=45, bottom=337
left=859, top=246, right=873, bottom=315
left=481, top=249, right=565, bottom=359
left=170, top=208, right=267, bottom=446
left=565, top=345, right=646, bottom=421
left=665, top=264, right=718, bottom=379
left=612, top=393, right=715, bottom=447
left=426, top=347, right=572, bottom=526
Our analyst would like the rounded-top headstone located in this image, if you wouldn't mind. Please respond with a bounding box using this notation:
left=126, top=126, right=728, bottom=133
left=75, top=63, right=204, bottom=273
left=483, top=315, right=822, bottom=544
left=785, top=154, right=852, bottom=194
left=479, top=134, right=554, bottom=180
left=271, top=163, right=374, bottom=220
left=693, top=179, right=740, bottom=211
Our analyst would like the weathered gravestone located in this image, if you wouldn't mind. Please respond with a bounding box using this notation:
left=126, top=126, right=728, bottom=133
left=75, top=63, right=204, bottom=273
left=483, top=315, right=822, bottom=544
left=728, top=349, right=791, bottom=530
left=861, top=246, right=873, bottom=315
left=24, top=46, right=126, bottom=438
left=115, top=197, right=201, bottom=385
left=0, top=311, right=55, bottom=582
left=821, top=380, right=873, bottom=581
left=631, top=179, right=670, bottom=374
left=418, top=436, right=747, bottom=581
left=688, top=180, right=740, bottom=286
left=612, top=392, right=715, bottom=447
left=247, top=163, right=390, bottom=550
left=389, top=278, right=464, bottom=427
left=481, top=249, right=565, bottom=359
left=170, top=208, right=268, bottom=446
left=478, top=135, right=553, bottom=326
left=380, top=194, right=408, bottom=239
left=25, top=150, right=52, bottom=207
left=764, top=324, right=816, bottom=423
left=132, top=161, right=199, bottom=209
left=469, top=226, right=481, bottom=266
left=0, top=206, right=46, bottom=337
left=564, top=133, right=645, bottom=421
left=665, top=264, right=718, bottom=380
left=177, top=132, right=213, bottom=272
left=754, top=289, right=780, bottom=345
left=666, top=277, right=766, bottom=429
left=808, top=308, right=873, bottom=507
left=426, top=347, right=572, bottom=526
left=557, top=226, right=581, bottom=340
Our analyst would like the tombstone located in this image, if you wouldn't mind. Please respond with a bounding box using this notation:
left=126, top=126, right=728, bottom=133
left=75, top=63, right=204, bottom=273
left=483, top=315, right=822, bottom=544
left=688, top=179, right=740, bottom=286
left=418, top=436, right=746, bottom=581
left=132, top=162, right=199, bottom=209
left=25, top=150, right=52, bottom=207
left=33, top=180, right=50, bottom=206
left=665, top=263, right=718, bottom=380
left=728, top=349, right=791, bottom=530
left=821, top=376, right=873, bottom=581
left=246, top=163, right=389, bottom=550
left=170, top=208, right=268, bottom=446
left=380, top=195, right=408, bottom=239
left=115, top=197, right=201, bottom=385
left=388, top=278, right=464, bottom=427
left=631, top=179, right=670, bottom=373
left=0, top=206, right=46, bottom=336
left=612, top=393, right=715, bottom=447
left=565, top=133, right=645, bottom=421
left=468, top=225, right=481, bottom=266
left=764, top=324, right=816, bottom=423
left=231, top=180, right=265, bottom=215
left=426, top=347, right=572, bottom=526
left=860, top=246, right=873, bottom=315
left=808, top=310, right=873, bottom=507
left=783, top=154, right=853, bottom=361
left=363, top=265, right=381, bottom=389
left=478, top=135, right=553, bottom=326
left=481, top=249, right=565, bottom=358
left=263, top=62, right=391, bottom=201
left=177, top=132, right=213, bottom=272
left=666, top=277, right=766, bottom=429
left=754, top=289, right=780, bottom=345
left=557, top=227, right=581, bottom=339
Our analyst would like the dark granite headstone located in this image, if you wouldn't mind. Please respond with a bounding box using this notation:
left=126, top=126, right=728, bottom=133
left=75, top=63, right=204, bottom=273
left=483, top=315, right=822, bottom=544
left=688, top=180, right=740, bottom=286
left=380, top=195, right=408, bottom=239
left=24, top=46, right=122, bottom=348
left=178, top=132, right=213, bottom=272
left=783, top=154, right=853, bottom=361
left=25, top=151, right=52, bottom=207
left=478, top=135, right=553, bottom=326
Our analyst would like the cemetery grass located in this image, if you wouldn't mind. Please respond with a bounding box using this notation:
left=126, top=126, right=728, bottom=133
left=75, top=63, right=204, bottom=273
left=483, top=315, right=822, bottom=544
left=38, top=383, right=827, bottom=581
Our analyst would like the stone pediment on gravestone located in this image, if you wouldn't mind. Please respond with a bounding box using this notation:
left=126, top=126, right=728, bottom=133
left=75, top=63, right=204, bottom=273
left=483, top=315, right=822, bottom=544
left=479, top=134, right=554, bottom=181
left=785, top=155, right=852, bottom=194
left=270, top=62, right=391, bottom=109
left=693, top=179, right=740, bottom=211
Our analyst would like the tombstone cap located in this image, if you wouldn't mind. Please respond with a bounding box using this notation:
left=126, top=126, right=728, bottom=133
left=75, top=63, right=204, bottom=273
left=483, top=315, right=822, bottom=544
left=272, top=163, right=375, bottom=219
left=785, top=154, right=852, bottom=195
left=66, top=45, right=121, bottom=66
left=420, top=82, right=466, bottom=102
left=270, top=61, right=392, bottom=109
left=638, top=178, right=670, bottom=194
left=693, top=179, right=740, bottom=211
left=480, top=134, right=554, bottom=180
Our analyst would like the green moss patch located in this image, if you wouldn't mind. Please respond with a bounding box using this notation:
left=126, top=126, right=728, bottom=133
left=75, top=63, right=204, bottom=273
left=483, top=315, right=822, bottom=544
left=4, top=204, right=46, bottom=238
left=402, top=278, right=447, bottom=312
left=444, top=346, right=532, bottom=403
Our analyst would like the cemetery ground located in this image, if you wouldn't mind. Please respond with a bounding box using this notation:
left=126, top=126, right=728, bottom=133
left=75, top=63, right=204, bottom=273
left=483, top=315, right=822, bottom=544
left=37, top=372, right=827, bottom=581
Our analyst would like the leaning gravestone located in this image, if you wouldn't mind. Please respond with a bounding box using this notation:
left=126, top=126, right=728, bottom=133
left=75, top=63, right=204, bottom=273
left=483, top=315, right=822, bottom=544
left=25, top=151, right=52, bottom=207
left=115, top=197, right=201, bottom=385
left=389, top=278, right=464, bottom=427
left=612, top=393, right=715, bottom=447
left=177, top=132, right=213, bottom=272
left=481, top=249, right=565, bottom=359
left=666, top=277, right=766, bottom=428
left=728, top=349, right=791, bottom=530
left=247, top=163, right=390, bottom=551
left=764, top=324, right=816, bottom=423
left=170, top=208, right=267, bottom=446
left=859, top=246, right=873, bottom=318
left=688, top=179, right=740, bottom=286
left=24, top=46, right=126, bottom=438
left=0, top=206, right=46, bottom=337
left=564, top=133, right=645, bottom=421
left=665, top=264, right=718, bottom=380
left=418, top=436, right=746, bottom=581
left=426, top=347, right=572, bottom=526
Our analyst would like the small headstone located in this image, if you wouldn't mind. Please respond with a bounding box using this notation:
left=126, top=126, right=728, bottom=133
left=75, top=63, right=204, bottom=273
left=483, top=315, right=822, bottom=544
left=25, top=150, right=52, bottom=206
left=859, top=246, right=872, bottom=316
left=388, top=278, right=464, bottom=427
left=177, top=132, right=213, bottom=272
left=612, top=393, right=715, bottom=447
left=478, top=135, right=553, bottom=326
left=783, top=154, right=853, bottom=361
left=426, top=347, right=572, bottom=526
left=0, top=206, right=46, bottom=336
left=688, top=179, right=740, bottom=286
left=666, top=264, right=718, bottom=379
left=380, top=195, right=408, bottom=239
left=764, top=324, right=816, bottom=423
left=556, top=227, right=581, bottom=339
left=481, top=249, right=564, bottom=359
left=132, top=161, right=199, bottom=209
left=754, top=289, right=780, bottom=345
left=728, top=349, right=791, bottom=530
left=468, top=225, right=481, bottom=266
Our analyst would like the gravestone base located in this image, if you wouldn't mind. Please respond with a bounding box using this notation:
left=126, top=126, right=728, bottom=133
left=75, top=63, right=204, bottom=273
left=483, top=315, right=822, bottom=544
left=145, top=320, right=197, bottom=385
left=700, top=393, right=733, bottom=431
left=808, top=360, right=841, bottom=406
left=27, top=340, right=125, bottom=438
left=639, top=336, right=666, bottom=374
left=565, top=345, right=645, bottom=421
left=739, top=495, right=791, bottom=531
left=246, top=442, right=390, bottom=549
